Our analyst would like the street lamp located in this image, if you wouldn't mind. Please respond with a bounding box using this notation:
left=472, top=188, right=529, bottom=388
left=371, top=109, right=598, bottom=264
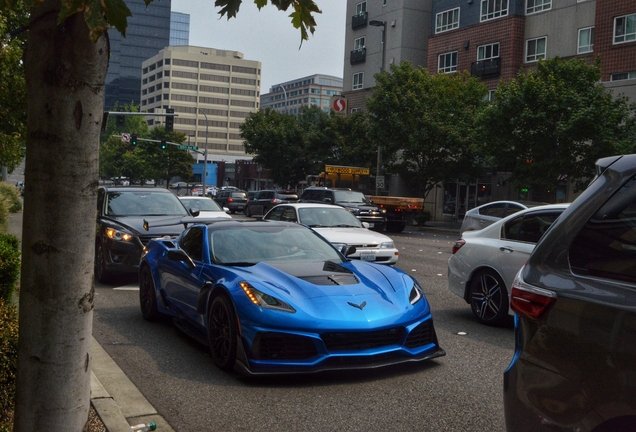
left=369, top=20, right=387, bottom=194
left=191, top=107, right=209, bottom=196
left=279, top=84, right=288, bottom=114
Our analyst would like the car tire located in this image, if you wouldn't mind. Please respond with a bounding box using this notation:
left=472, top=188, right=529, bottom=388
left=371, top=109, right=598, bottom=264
left=469, top=269, right=509, bottom=326
left=386, top=221, right=405, bottom=233
left=139, top=265, right=161, bottom=321
left=95, top=242, right=113, bottom=284
left=207, top=294, right=238, bottom=371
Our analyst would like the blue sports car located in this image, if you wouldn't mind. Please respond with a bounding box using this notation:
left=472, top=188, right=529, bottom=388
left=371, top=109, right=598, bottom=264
left=139, top=219, right=445, bottom=375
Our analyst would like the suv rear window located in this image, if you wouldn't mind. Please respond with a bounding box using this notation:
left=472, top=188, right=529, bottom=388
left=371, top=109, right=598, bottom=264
left=232, top=192, right=247, bottom=199
left=278, top=193, right=298, bottom=201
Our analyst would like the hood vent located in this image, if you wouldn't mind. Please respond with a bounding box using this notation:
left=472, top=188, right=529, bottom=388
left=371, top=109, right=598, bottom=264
left=299, top=274, right=359, bottom=286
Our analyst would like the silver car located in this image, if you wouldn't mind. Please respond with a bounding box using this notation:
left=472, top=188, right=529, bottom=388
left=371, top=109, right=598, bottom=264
left=448, top=204, right=569, bottom=325
left=459, top=201, right=546, bottom=234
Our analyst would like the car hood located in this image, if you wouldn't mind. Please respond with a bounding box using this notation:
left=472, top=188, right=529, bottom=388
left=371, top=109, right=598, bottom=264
left=194, top=211, right=232, bottom=220
left=312, top=227, right=392, bottom=245
left=102, top=215, right=193, bottom=237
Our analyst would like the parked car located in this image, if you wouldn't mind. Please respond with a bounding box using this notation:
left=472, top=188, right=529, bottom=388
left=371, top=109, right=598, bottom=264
left=459, top=200, right=548, bottom=234
left=504, top=154, right=636, bottom=431
left=178, top=196, right=232, bottom=220
left=263, top=203, right=399, bottom=264
left=244, top=189, right=298, bottom=217
left=299, top=187, right=386, bottom=231
left=448, top=204, right=569, bottom=325
left=214, top=190, right=248, bottom=214
left=138, top=219, right=445, bottom=374
left=95, top=187, right=197, bottom=283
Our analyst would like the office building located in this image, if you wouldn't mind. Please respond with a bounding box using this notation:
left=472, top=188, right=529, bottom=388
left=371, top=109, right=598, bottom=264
left=260, top=74, right=343, bottom=114
left=170, top=12, right=190, bottom=46
left=140, top=46, right=262, bottom=162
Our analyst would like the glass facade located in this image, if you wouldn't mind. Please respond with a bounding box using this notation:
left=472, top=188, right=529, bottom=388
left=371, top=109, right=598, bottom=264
left=104, top=0, right=171, bottom=110
left=170, top=12, right=190, bottom=46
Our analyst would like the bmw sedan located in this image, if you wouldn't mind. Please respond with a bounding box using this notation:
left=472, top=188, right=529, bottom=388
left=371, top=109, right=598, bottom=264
left=448, top=204, right=569, bottom=325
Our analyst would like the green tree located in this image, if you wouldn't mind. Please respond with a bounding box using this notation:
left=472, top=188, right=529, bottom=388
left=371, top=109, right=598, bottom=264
left=0, top=7, right=28, bottom=173
left=478, top=57, right=636, bottom=194
left=2, top=0, right=320, bottom=430
left=367, top=62, right=488, bottom=199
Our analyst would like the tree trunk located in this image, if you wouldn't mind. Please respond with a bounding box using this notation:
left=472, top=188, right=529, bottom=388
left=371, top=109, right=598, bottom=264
left=14, top=1, right=108, bottom=430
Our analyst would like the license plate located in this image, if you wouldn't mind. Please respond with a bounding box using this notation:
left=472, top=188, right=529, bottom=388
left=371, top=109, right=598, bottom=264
left=360, top=251, right=376, bottom=261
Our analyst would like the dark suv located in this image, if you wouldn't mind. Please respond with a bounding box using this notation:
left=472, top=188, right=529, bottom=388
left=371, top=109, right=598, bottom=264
left=214, top=190, right=248, bottom=214
left=245, top=189, right=298, bottom=217
left=299, top=188, right=386, bottom=231
left=504, top=154, right=636, bottom=432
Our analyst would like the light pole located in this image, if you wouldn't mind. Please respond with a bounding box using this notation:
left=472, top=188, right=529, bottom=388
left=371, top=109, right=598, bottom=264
left=279, top=84, right=288, bottom=114
left=369, top=20, right=387, bottom=195
left=191, top=107, right=209, bottom=196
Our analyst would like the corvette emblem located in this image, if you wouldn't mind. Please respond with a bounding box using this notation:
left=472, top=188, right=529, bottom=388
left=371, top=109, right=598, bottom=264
left=348, top=301, right=367, bottom=310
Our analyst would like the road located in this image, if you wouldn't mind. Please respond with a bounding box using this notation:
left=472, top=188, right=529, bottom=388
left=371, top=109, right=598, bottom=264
left=92, top=225, right=513, bottom=432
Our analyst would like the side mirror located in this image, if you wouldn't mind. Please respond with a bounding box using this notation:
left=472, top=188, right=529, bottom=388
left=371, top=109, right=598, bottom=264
left=341, top=245, right=357, bottom=257
left=361, top=222, right=370, bottom=229
left=224, top=207, right=230, bottom=213
left=189, top=208, right=200, bottom=217
left=323, top=197, right=332, bottom=203
left=167, top=249, right=195, bottom=269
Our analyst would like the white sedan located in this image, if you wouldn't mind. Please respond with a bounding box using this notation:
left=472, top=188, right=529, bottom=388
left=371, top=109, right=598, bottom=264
left=262, top=203, right=399, bottom=265
left=448, top=204, right=569, bottom=326
left=178, top=196, right=232, bottom=220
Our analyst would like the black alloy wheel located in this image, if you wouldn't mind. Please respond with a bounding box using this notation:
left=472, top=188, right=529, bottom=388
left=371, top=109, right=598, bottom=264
left=208, top=295, right=238, bottom=371
left=139, top=265, right=161, bottom=321
left=95, top=243, right=113, bottom=284
left=469, top=270, right=509, bottom=326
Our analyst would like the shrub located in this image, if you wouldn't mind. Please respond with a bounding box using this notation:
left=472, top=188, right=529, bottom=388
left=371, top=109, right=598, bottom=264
left=0, top=300, right=18, bottom=431
left=0, top=183, right=22, bottom=213
left=0, top=234, right=20, bottom=303
left=414, top=209, right=432, bottom=226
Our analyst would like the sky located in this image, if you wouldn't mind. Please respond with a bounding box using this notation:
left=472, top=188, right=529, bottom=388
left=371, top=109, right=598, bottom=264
left=170, top=0, right=348, bottom=93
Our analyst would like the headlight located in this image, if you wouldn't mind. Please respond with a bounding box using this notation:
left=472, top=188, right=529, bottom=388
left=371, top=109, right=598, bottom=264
left=105, top=228, right=134, bottom=241
left=347, top=208, right=360, bottom=215
left=380, top=241, right=394, bottom=249
left=239, top=282, right=295, bottom=313
left=409, top=280, right=424, bottom=305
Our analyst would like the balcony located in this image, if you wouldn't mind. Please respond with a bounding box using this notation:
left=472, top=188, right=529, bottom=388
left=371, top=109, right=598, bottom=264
left=471, top=58, right=501, bottom=78
left=352, top=12, right=367, bottom=30
left=350, top=48, right=366, bottom=65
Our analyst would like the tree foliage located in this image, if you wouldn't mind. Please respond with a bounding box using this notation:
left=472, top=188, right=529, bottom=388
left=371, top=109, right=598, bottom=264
left=367, top=62, right=488, bottom=199
left=477, top=57, right=636, bottom=192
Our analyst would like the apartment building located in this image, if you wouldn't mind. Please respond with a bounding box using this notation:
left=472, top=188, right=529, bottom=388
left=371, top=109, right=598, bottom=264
left=342, top=0, right=432, bottom=112
left=260, top=74, right=343, bottom=114
left=140, top=46, right=262, bottom=162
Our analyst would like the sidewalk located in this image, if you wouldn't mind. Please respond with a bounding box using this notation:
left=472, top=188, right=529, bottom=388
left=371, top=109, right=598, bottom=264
left=7, top=212, right=173, bottom=432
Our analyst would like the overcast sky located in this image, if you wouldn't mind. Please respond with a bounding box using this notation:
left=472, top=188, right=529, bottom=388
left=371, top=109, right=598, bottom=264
left=170, top=0, right=348, bottom=93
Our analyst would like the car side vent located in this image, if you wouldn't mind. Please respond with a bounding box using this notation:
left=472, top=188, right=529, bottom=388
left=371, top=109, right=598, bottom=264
left=299, top=274, right=359, bottom=286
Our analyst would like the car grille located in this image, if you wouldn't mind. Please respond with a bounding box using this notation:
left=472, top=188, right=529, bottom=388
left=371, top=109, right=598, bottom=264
left=299, top=274, right=359, bottom=286
left=404, top=321, right=434, bottom=348
left=351, top=244, right=380, bottom=249
left=251, top=332, right=318, bottom=360
left=322, top=327, right=405, bottom=351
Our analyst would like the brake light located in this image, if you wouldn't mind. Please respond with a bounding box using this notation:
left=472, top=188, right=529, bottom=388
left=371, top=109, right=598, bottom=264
left=272, top=199, right=280, bottom=203
left=451, top=239, right=465, bottom=254
left=510, top=271, right=556, bottom=321
left=228, top=197, right=233, bottom=202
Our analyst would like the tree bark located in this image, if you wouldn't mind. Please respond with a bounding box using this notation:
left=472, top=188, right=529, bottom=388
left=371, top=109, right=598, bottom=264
left=14, top=1, right=108, bottom=430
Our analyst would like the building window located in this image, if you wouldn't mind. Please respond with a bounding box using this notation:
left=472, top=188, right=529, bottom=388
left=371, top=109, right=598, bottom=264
left=436, top=8, right=460, bottom=33
left=354, top=36, right=365, bottom=51
left=578, top=27, right=594, bottom=54
left=526, top=0, right=551, bottom=14
left=351, top=107, right=362, bottom=113
left=488, top=89, right=496, bottom=101
left=526, top=37, right=546, bottom=62
left=438, top=52, right=457, bottom=73
left=610, top=71, right=636, bottom=81
left=481, top=0, right=508, bottom=22
left=477, top=42, right=499, bottom=60
left=352, top=72, right=364, bottom=90
left=356, top=1, right=366, bottom=15
left=614, top=14, right=636, bottom=44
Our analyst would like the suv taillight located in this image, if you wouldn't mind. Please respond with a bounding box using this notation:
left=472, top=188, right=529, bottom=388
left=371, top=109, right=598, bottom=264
left=510, top=268, right=556, bottom=321
left=227, top=197, right=233, bottom=202
left=451, top=239, right=465, bottom=254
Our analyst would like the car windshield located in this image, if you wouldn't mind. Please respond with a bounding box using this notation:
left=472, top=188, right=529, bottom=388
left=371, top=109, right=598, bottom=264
left=209, top=225, right=343, bottom=265
left=105, top=191, right=188, bottom=216
left=298, top=207, right=362, bottom=228
left=181, top=198, right=223, bottom=212
left=333, top=190, right=369, bottom=204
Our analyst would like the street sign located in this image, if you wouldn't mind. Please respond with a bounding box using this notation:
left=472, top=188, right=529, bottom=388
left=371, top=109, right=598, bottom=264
left=178, top=145, right=199, bottom=150
left=376, top=176, right=385, bottom=189
left=325, top=165, right=369, bottom=175
left=121, top=133, right=130, bottom=143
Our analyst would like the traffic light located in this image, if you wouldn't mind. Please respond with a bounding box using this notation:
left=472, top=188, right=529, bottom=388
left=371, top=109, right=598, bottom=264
left=165, top=108, right=174, bottom=132
left=161, top=139, right=167, bottom=150
left=130, top=134, right=138, bottom=146
left=116, top=115, right=125, bottom=127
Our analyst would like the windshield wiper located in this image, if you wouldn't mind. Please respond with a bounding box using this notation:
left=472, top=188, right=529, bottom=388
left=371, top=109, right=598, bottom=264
left=222, top=262, right=256, bottom=267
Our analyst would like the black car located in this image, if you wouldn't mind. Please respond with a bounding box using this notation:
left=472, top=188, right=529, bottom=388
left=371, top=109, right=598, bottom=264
left=95, top=187, right=198, bottom=283
left=244, top=189, right=298, bottom=217
left=214, top=190, right=248, bottom=214
left=299, top=187, right=386, bottom=231
left=504, top=154, right=636, bottom=431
